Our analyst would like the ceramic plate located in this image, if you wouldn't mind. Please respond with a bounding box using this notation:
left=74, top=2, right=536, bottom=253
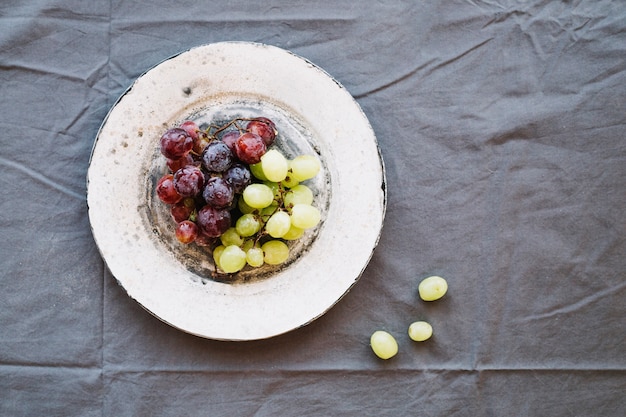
left=87, top=42, right=386, bottom=340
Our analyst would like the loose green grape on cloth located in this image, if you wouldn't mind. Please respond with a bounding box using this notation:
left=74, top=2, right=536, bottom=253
left=370, top=330, right=398, bottom=359
left=408, top=321, right=433, bottom=342
left=418, top=276, right=448, bottom=301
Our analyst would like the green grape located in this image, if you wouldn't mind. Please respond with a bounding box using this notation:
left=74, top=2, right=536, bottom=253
left=259, top=204, right=278, bottom=222
left=290, top=154, right=320, bottom=182
left=212, top=245, right=226, bottom=270
left=408, top=321, right=433, bottom=342
left=282, top=224, right=304, bottom=240
left=265, top=210, right=291, bottom=238
left=281, top=165, right=299, bottom=188
left=290, top=204, right=321, bottom=229
left=219, top=245, right=247, bottom=273
left=246, top=247, right=264, bottom=267
left=238, top=196, right=255, bottom=214
left=260, top=149, right=289, bottom=182
left=220, top=227, right=243, bottom=247
left=284, top=184, right=313, bottom=209
left=263, top=180, right=282, bottom=200
left=370, top=330, right=398, bottom=360
left=418, top=276, right=448, bottom=301
left=235, top=213, right=261, bottom=237
left=241, top=239, right=255, bottom=252
left=249, top=162, right=268, bottom=180
left=242, top=183, right=274, bottom=208
left=262, top=240, right=289, bottom=265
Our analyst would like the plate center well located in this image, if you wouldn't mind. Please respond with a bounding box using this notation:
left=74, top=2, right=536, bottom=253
left=143, top=97, right=332, bottom=285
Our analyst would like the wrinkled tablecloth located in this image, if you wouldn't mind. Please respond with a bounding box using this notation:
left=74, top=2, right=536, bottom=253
left=1, top=1, right=624, bottom=416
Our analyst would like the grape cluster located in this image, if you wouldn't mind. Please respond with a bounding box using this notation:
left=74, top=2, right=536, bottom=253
left=155, top=116, right=322, bottom=275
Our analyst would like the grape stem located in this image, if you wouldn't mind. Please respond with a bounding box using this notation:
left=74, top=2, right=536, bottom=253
left=204, top=117, right=259, bottom=139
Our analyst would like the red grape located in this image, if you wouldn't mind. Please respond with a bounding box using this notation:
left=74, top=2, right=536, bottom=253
left=156, top=174, right=183, bottom=204
left=175, top=220, right=198, bottom=244
left=179, top=120, right=199, bottom=140
left=220, top=130, right=240, bottom=153
left=160, top=128, right=193, bottom=159
left=170, top=198, right=195, bottom=223
left=247, top=117, right=277, bottom=146
left=235, top=132, right=267, bottom=164
left=179, top=120, right=211, bottom=155
left=166, top=154, right=194, bottom=172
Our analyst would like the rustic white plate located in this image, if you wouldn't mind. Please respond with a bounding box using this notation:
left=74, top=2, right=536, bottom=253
left=87, top=42, right=386, bottom=341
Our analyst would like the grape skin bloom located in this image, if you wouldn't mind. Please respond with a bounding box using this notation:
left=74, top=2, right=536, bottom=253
left=203, top=177, right=235, bottom=209
left=196, top=205, right=231, bottom=238
left=202, top=141, right=234, bottom=173
left=223, top=163, right=251, bottom=194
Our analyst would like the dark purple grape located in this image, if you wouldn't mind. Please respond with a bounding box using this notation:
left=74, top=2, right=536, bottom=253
left=223, top=163, right=251, bottom=194
left=220, top=130, right=240, bottom=154
left=175, top=220, right=198, bottom=244
left=247, top=117, right=277, bottom=146
left=202, top=141, right=233, bottom=172
left=235, top=132, right=266, bottom=164
left=156, top=174, right=182, bottom=204
left=196, top=205, right=231, bottom=237
left=173, top=165, right=204, bottom=197
left=202, top=177, right=234, bottom=209
left=160, top=128, right=193, bottom=159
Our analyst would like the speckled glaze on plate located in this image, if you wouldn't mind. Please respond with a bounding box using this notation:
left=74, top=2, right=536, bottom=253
left=87, top=42, right=386, bottom=341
